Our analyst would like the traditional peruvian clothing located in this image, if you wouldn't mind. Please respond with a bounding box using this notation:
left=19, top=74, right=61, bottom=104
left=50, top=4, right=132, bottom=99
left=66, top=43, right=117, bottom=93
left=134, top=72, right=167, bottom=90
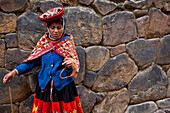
left=15, top=33, right=83, bottom=113
left=14, top=6, right=83, bottom=113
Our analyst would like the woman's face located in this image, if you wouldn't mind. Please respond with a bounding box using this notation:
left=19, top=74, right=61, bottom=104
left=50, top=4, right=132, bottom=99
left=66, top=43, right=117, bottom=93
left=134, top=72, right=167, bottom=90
left=48, top=22, right=63, bottom=39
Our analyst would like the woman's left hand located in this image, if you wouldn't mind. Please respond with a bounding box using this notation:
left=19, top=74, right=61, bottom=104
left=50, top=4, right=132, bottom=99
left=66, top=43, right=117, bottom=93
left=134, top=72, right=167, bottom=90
left=62, top=60, right=72, bottom=69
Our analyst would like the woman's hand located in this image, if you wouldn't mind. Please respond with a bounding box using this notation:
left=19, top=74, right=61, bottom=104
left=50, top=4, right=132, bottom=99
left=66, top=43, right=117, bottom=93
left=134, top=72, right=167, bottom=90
left=62, top=60, right=72, bottom=69
left=3, top=70, right=18, bottom=84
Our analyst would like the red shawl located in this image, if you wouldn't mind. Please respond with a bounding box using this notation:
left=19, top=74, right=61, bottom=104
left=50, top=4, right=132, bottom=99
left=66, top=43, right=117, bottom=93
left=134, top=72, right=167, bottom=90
left=23, top=33, right=79, bottom=72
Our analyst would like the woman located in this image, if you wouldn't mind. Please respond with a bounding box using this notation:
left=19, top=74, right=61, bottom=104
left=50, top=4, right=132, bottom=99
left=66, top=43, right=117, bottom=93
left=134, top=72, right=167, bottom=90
left=3, top=6, right=83, bottom=113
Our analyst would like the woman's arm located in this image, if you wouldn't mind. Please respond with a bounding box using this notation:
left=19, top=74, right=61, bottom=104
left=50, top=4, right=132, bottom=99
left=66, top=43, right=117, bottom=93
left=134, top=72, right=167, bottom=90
left=3, top=58, right=40, bottom=84
left=15, top=58, right=40, bottom=75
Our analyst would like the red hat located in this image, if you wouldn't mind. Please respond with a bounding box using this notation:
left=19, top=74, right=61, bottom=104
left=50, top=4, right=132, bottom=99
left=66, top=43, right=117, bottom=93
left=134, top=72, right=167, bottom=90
left=38, top=6, right=65, bottom=23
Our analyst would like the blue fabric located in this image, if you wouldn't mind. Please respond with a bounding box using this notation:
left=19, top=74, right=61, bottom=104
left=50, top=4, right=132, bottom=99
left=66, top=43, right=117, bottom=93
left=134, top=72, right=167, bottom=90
left=15, top=35, right=74, bottom=91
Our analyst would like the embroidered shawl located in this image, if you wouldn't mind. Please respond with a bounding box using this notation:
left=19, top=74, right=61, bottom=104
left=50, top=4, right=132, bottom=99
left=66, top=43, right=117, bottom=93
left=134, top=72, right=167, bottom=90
left=23, top=33, right=79, bottom=73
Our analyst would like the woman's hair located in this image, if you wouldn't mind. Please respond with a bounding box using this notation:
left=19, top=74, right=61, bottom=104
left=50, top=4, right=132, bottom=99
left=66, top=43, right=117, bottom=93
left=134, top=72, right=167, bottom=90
left=47, top=17, right=64, bottom=28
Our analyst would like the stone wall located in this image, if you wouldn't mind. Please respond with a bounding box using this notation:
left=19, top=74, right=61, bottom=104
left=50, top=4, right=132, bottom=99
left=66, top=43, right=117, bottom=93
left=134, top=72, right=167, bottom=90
left=0, top=0, right=170, bottom=113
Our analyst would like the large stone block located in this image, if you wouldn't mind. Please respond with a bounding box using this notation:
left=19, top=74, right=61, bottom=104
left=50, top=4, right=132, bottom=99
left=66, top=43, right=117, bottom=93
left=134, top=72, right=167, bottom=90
left=40, top=1, right=62, bottom=12
left=0, top=0, right=27, bottom=12
left=85, top=46, right=110, bottom=72
left=5, top=33, right=18, bottom=48
left=0, top=39, right=5, bottom=67
left=17, top=12, right=46, bottom=51
left=137, top=16, right=149, bottom=38
left=74, top=46, right=85, bottom=84
left=156, top=98, right=170, bottom=109
left=128, top=63, right=168, bottom=104
left=0, top=13, right=17, bottom=33
left=5, top=48, right=30, bottom=70
left=156, top=35, right=170, bottom=64
left=92, top=0, right=117, bottom=15
left=92, top=53, right=138, bottom=92
left=83, top=70, right=97, bottom=88
left=0, top=68, right=31, bottom=104
left=102, top=11, right=137, bottom=46
left=147, top=8, right=169, bottom=38
left=93, top=88, right=129, bottom=113
left=64, top=7, right=102, bottom=46
left=125, top=101, right=158, bottom=113
left=77, top=85, right=96, bottom=113
left=126, top=38, right=159, bottom=68
left=19, top=95, right=34, bottom=113
left=0, top=104, right=18, bottom=113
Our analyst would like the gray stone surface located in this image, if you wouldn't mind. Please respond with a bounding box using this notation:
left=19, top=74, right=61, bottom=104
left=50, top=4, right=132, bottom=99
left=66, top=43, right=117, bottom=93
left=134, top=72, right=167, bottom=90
left=83, top=70, right=97, bottom=88
left=117, top=3, right=125, bottom=10
left=5, top=48, right=30, bottom=70
left=78, top=0, right=94, bottom=5
left=92, top=0, right=117, bottom=15
left=147, top=8, right=169, bottom=38
left=93, top=92, right=107, bottom=103
left=57, top=0, right=78, bottom=5
left=127, top=38, right=159, bottom=68
left=156, top=35, right=170, bottom=64
left=31, top=1, right=41, bottom=12
left=40, top=1, right=63, bottom=12
left=153, top=0, right=164, bottom=9
left=0, top=68, right=31, bottom=104
left=0, top=13, right=17, bottom=33
left=5, top=33, right=18, bottom=48
left=124, top=0, right=146, bottom=9
left=146, top=0, right=154, bottom=8
left=64, top=7, right=102, bottom=46
left=77, top=85, right=96, bottom=113
left=92, top=53, right=138, bottom=92
left=0, top=0, right=27, bottom=12
left=102, top=11, right=137, bottom=46
left=133, top=9, right=148, bottom=17
left=0, top=104, right=18, bottom=113
left=86, top=46, right=110, bottom=72
left=129, top=64, right=168, bottom=104
left=19, top=95, right=34, bottom=113
left=17, top=12, right=46, bottom=51
left=93, top=88, right=129, bottom=113
left=28, top=67, right=39, bottom=93
left=156, top=98, right=170, bottom=109
left=0, top=39, right=5, bottom=68
left=125, top=101, right=158, bottom=113
left=110, top=44, right=126, bottom=57
left=137, top=16, right=149, bottom=38
left=167, top=69, right=170, bottom=97
left=74, top=46, right=85, bottom=84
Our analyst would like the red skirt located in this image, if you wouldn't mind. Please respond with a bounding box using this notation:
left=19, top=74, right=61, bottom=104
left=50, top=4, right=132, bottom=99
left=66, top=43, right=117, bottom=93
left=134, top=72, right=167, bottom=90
left=32, top=80, right=83, bottom=113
